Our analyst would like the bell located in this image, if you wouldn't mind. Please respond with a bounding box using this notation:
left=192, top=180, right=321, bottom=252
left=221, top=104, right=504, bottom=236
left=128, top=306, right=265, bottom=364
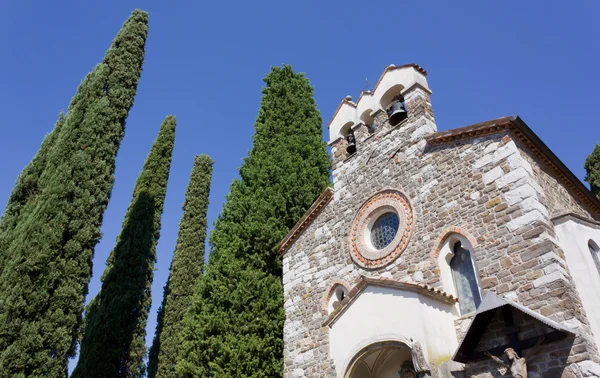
left=346, top=132, right=357, bottom=155
left=387, top=101, right=407, bottom=126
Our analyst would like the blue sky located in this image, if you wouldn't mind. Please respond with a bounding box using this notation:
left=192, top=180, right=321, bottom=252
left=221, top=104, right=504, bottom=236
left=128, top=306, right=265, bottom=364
left=1, top=0, right=598, bottom=372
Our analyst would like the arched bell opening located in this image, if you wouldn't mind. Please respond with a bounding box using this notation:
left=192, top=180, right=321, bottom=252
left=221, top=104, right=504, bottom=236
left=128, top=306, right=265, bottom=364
left=359, top=109, right=375, bottom=133
left=380, top=84, right=407, bottom=127
left=340, top=121, right=357, bottom=156
left=344, top=340, right=427, bottom=378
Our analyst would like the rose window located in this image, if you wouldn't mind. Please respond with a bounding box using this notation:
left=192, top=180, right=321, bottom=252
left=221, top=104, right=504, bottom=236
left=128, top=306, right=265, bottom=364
left=349, top=189, right=414, bottom=269
left=370, top=212, right=400, bottom=250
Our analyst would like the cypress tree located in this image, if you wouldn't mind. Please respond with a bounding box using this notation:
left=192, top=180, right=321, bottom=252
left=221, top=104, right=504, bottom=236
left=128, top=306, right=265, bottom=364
left=176, top=65, right=330, bottom=377
left=0, top=10, right=148, bottom=377
left=148, top=154, right=213, bottom=378
left=585, top=144, right=600, bottom=198
left=73, top=115, right=176, bottom=378
left=0, top=113, right=64, bottom=268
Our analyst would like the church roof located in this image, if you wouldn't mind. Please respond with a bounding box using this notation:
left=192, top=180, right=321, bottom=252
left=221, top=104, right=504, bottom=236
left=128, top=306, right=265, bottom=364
left=452, top=292, right=575, bottom=363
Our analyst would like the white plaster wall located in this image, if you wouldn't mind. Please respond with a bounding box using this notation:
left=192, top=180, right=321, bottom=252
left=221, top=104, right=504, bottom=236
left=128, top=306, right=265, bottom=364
left=554, top=217, right=600, bottom=349
left=329, top=285, right=458, bottom=377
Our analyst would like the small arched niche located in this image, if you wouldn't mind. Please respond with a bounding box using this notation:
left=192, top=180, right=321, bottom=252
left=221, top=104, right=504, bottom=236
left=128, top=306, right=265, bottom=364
left=379, top=84, right=405, bottom=111
left=327, top=284, right=349, bottom=314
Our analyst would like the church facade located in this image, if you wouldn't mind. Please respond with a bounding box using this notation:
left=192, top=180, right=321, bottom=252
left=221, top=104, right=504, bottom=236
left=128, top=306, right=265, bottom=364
left=278, top=64, right=600, bottom=377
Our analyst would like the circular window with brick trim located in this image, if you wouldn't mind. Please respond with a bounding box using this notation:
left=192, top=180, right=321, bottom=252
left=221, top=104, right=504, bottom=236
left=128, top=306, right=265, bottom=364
left=349, top=189, right=413, bottom=269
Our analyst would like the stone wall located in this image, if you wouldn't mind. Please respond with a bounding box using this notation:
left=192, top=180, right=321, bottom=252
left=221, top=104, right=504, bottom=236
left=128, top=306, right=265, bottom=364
left=282, top=83, right=600, bottom=377
left=517, top=140, right=594, bottom=219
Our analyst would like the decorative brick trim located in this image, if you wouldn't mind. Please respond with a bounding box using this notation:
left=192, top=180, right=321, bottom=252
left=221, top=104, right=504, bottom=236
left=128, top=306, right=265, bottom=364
left=430, top=226, right=479, bottom=262
left=425, top=115, right=600, bottom=219
left=278, top=187, right=334, bottom=255
left=348, top=189, right=414, bottom=269
left=323, top=275, right=457, bottom=328
left=322, top=279, right=352, bottom=315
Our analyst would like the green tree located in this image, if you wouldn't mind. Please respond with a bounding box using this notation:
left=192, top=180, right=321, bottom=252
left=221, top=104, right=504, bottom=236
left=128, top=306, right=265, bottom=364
left=0, top=10, right=148, bottom=377
left=148, top=154, right=214, bottom=378
left=73, top=116, right=175, bottom=378
left=585, top=144, right=600, bottom=198
left=176, top=65, right=330, bottom=377
left=0, top=113, right=64, bottom=268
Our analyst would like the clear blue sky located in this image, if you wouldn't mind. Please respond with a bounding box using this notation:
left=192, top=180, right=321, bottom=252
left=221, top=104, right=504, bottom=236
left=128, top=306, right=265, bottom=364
left=1, top=0, right=598, bottom=372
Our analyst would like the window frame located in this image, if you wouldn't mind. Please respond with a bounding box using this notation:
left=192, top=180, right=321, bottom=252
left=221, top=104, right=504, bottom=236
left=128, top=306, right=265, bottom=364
left=437, top=233, right=483, bottom=317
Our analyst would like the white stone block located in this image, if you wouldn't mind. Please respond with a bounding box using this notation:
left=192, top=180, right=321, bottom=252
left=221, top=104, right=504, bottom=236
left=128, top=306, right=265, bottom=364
left=574, top=361, right=600, bottom=377
left=506, top=210, right=545, bottom=231
left=482, top=166, right=503, bottom=185
left=533, top=271, right=566, bottom=288
left=496, top=167, right=528, bottom=188
left=474, top=141, right=517, bottom=170
left=483, top=142, right=499, bottom=154
left=540, top=252, right=567, bottom=267
left=506, top=152, right=534, bottom=176
left=520, top=197, right=549, bottom=216
left=504, top=184, right=538, bottom=205
left=543, top=263, right=568, bottom=277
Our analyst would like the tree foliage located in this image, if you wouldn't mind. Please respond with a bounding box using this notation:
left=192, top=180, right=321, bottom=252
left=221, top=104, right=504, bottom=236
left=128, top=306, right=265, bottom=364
left=148, top=154, right=213, bottom=378
left=585, top=144, right=600, bottom=198
left=176, top=65, right=330, bottom=377
left=73, top=116, right=175, bottom=378
left=0, top=113, right=65, bottom=268
left=0, top=10, right=147, bottom=377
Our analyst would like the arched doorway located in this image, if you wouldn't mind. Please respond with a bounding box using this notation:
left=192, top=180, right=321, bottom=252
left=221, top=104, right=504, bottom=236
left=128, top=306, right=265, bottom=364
left=344, top=341, right=421, bottom=378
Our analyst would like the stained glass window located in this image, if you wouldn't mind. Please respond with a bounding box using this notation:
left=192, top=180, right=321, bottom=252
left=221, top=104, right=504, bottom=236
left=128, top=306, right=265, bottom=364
left=451, top=241, right=481, bottom=315
left=370, top=212, right=399, bottom=250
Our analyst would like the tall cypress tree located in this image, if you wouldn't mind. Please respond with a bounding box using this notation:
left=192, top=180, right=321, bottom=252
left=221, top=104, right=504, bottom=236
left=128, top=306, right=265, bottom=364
left=73, top=116, right=176, bottom=378
left=585, top=144, right=600, bottom=198
left=0, top=10, right=148, bottom=377
left=0, top=113, right=64, bottom=268
left=148, top=154, right=213, bottom=378
left=176, top=65, right=330, bottom=377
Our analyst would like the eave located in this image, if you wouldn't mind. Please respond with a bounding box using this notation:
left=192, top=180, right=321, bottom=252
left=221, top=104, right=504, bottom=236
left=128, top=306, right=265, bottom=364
left=278, top=187, right=334, bottom=255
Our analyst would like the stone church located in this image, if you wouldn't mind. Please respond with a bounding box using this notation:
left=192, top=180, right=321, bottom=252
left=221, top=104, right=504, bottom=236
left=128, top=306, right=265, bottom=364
left=278, top=64, right=600, bottom=377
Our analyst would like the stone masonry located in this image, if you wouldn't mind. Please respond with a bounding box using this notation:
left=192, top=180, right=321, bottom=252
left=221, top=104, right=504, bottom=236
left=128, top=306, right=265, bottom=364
left=281, top=75, right=600, bottom=377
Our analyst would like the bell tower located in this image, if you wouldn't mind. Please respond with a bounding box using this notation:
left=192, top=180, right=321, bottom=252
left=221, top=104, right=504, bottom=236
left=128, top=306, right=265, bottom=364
left=327, top=64, right=436, bottom=194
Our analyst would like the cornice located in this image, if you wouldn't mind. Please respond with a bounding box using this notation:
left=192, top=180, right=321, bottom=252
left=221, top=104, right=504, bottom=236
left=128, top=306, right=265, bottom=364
left=278, top=187, right=334, bottom=255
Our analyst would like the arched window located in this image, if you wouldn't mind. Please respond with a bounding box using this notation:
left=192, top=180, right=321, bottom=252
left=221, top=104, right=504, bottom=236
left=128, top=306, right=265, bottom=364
left=326, top=284, right=349, bottom=314
left=589, top=239, right=600, bottom=275
left=450, top=241, right=481, bottom=315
